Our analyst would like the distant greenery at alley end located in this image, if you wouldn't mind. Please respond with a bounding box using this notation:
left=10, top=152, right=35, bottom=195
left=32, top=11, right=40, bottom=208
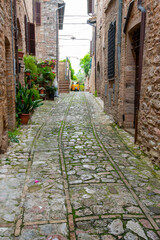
left=60, top=59, right=78, bottom=81
left=80, top=53, right=91, bottom=77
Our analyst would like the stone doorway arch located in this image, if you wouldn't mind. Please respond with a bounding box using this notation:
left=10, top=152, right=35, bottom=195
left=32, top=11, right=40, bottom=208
left=123, top=23, right=140, bottom=135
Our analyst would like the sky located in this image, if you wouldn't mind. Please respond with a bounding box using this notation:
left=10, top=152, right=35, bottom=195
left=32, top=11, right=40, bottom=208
left=59, top=0, right=92, bottom=74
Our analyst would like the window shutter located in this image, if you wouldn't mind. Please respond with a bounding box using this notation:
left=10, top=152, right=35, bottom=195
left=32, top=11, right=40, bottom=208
left=108, top=21, right=116, bottom=79
left=28, top=23, right=36, bottom=56
left=87, top=0, right=93, bottom=14
left=24, top=15, right=29, bottom=53
left=36, top=2, right=41, bottom=25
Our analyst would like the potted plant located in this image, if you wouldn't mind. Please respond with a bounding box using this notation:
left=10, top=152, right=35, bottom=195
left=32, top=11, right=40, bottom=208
left=46, top=86, right=57, bottom=100
left=25, top=69, right=32, bottom=76
left=30, top=87, right=40, bottom=101
left=49, top=59, right=56, bottom=69
left=24, top=55, right=37, bottom=76
left=18, top=49, right=24, bottom=59
left=39, top=87, right=45, bottom=94
left=16, top=83, right=43, bottom=124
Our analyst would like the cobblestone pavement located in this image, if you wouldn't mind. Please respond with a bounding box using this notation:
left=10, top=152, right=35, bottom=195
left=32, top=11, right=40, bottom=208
left=0, top=92, right=160, bottom=240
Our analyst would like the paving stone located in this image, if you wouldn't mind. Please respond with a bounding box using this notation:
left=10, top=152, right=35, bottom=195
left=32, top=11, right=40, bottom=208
left=101, top=235, right=116, bottom=240
left=124, top=232, right=138, bottom=240
left=126, top=220, right=147, bottom=239
left=107, top=219, right=124, bottom=236
left=147, top=230, right=159, bottom=240
left=139, top=219, right=153, bottom=229
left=1, top=93, right=160, bottom=239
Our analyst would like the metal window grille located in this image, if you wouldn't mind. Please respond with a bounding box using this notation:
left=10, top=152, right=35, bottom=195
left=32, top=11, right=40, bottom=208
left=36, top=2, right=41, bottom=25
left=108, top=21, right=116, bottom=79
left=28, top=23, right=36, bottom=56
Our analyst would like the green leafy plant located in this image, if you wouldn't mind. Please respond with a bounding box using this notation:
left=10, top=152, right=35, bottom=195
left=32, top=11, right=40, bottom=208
left=46, top=86, right=57, bottom=94
left=80, top=85, right=84, bottom=91
left=24, top=55, right=37, bottom=74
left=8, top=129, right=20, bottom=143
left=16, top=83, right=43, bottom=114
left=80, top=53, right=91, bottom=77
left=94, top=90, right=98, bottom=97
left=24, top=69, right=32, bottom=73
left=30, top=88, right=40, bottom=100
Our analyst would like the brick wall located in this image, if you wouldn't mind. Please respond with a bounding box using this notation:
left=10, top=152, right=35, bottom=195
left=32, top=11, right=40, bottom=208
left=118, top=0, right=160, bottom=164
left=89, top=0, right=160, bottom=164
left=0, top=0, right=15, bottom=153
left=0, top=0, right=34, bottom=153
left=138, top=0, right=160, bottom=163
left=36, top=0, right=64, bottom=61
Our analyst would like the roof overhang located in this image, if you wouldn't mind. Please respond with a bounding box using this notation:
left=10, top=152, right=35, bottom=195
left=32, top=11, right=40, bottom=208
left=87, top=16, right=96, bottom=26
left=58, top=3, right=65, bottom=30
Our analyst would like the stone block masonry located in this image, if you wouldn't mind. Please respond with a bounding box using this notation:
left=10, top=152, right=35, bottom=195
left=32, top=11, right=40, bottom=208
left=0, top=0, right=35, bottom=153
left=0, top=0, right=16, bottom=153
left=36, top=0, right=64, bottom=60
left=89, top=0, right=160, bottom=165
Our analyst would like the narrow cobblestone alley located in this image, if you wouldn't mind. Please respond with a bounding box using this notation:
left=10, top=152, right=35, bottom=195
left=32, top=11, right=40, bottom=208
left=0, top=93, right=160, bottom=240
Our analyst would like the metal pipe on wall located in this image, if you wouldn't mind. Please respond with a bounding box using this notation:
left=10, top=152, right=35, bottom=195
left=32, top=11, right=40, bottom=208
left=56, top=4, right=65, bottom=83
left=135, top=0, right=146, bottom=143
left=117, top=0, right=123, bottom=115
left=94, top=26, right=97, bottom=91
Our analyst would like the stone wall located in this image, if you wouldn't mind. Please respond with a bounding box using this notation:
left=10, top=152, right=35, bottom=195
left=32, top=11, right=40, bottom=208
left=0, top=0, right=34, bottom=153
left=118, top=0, right=160, bottom=164
left=0, top=0, right=15, bottom=153
left=94, top=0, right=119, bottom=120
left=89, top=56, right=95, bottom=94
left=89, top=0, right=160, bottom=164
left=36, top=0, right=64, bottom=61
left=17, top=0, right=34, bottom=84
left=137, top=0, right=160, bottom=164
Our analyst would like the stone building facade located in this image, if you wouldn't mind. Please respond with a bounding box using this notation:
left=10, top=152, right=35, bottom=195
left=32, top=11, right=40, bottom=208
left=0, top=0, right=35, bottom=153
left=88, top=0, right=160, bottom=164
left=35, top=0, right=65, bottom=60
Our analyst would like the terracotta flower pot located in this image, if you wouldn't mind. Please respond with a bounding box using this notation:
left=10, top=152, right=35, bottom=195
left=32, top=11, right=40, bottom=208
left=18, top=51, right=24, bottom=59
left=25, top=72, right=31, bottom=76
left=27, top=79, right=32, bottom=85
left=19, top=113, right=30, bottom=124
left=40, top=89, right=45, bottom=94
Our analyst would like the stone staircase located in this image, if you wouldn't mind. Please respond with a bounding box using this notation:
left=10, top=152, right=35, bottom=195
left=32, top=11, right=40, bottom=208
left=59, top=80, right=70, bottom=93
left=58, top=62, right=70, bottom=94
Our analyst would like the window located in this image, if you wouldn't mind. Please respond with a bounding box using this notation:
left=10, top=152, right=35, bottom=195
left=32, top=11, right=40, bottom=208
left=36, top=2, right=41, bottom=25
left=28, top=23, right=36, bottom=56
left=108, top=21, right=116, bottom=79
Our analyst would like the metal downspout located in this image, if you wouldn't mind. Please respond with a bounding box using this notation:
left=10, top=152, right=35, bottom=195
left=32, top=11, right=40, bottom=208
left=95, top=26, right=97, bottom=91
left=56, top=4, right=65, bottom=83
left=135, top=0, right=146, bottom=143
left=117, top=0, right=123, bottom=118
left=10, top=0, right=16, bottom=94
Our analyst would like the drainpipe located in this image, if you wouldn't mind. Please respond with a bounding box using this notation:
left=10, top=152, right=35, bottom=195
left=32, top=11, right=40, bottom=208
left=117, top=0, right=123, bottom=116
left=135, top=0, right=146, bottom=143
left=94, top=26, right=97, bottom=91
left=10, top=0, right=16, bottom=94
left=117, top=0, right=123, bottom=77
left=87, top=20, right=97, bottom=92
left=56, top=4, right=65, bottom=83
left=13, top=0, right=19, bottom=84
